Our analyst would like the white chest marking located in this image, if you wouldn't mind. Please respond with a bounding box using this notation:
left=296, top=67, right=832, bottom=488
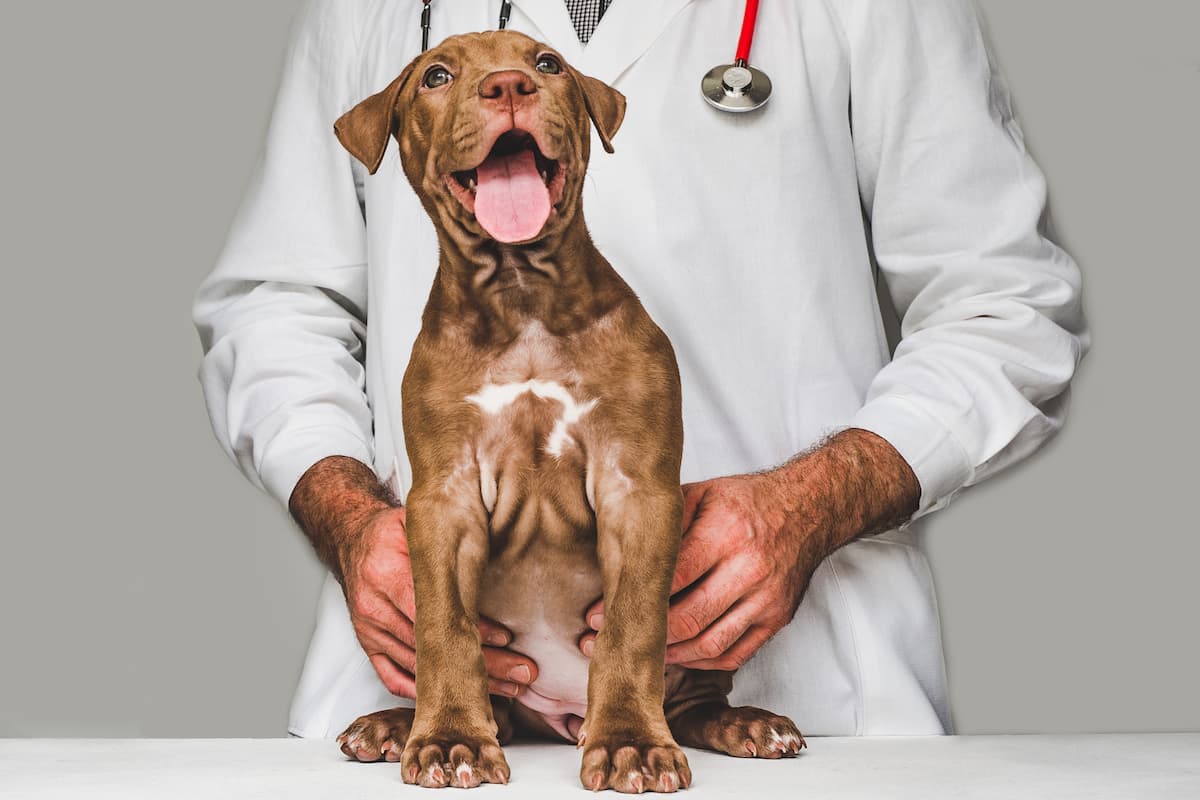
left=466, top=379, right=598, bottom=457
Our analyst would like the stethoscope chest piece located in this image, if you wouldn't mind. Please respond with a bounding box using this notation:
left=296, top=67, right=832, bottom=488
left=701, top=62, right=772, bottom=113
left=701, top=0, right=772, bottom=113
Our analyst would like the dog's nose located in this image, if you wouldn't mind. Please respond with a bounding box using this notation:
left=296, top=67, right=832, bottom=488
left=478, top=70, right=537, bottom=103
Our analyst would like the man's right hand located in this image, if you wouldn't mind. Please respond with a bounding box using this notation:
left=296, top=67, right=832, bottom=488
left=289, top=456, right=538, bottom=701
left=338, top=505, right=539, bottom=699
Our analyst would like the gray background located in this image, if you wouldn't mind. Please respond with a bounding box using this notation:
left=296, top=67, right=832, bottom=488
left=1, top=0, right=1196, bottom=737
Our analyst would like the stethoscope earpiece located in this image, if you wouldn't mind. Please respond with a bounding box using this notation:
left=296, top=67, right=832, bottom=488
left=701, top=0, right=772, bottom=113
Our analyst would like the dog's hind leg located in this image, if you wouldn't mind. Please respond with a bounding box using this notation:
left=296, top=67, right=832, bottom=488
left=338, top=697, right=516, bottom=763
left=664, top=667, right=805, bottom=758
left=338, top=707, right=415, bottom=762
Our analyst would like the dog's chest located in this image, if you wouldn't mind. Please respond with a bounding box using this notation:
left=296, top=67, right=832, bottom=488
left=463, top=323, right=600, bottom=537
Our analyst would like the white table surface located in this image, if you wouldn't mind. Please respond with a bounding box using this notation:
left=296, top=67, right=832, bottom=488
left=1, top=735, right=1197, bottom=798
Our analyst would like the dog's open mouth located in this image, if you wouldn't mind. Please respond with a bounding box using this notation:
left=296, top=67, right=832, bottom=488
left=445, top=130, right=565, bottom=243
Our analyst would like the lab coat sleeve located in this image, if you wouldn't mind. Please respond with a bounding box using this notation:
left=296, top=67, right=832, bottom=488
left=192, top=0, right=377, bottom=510
left=838, top=0, right=1090, bottom=518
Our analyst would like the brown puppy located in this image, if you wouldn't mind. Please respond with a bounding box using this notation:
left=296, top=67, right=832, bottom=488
left=332, top=31, right=803, bottom=792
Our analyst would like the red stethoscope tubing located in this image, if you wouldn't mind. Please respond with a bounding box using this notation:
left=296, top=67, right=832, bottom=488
left=734, top=0, right=761, bottom=64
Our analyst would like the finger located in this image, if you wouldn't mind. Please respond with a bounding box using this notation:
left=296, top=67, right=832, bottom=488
left=360, top=625, right=418, bottom=674
left=369, top=524, right=416, bottom=621
left=370, top=653, right=417, bottom=699
left=482, top=645, right=538, bottom=687
left=357, top=596, right=416, bottom=647
left=578, top=631, right=597, bottom=657
left=364, top=623, right=525, bottom=698
left=380, top=576, right=417, bottom=623
left=671, top=506, right=733, bottom=596
left=679, top=481, right=708, bottom=533
left=385, top=598, right=509, bottom=649
left=488, top=678, right=523, bottom=698
left=675, top=624, right=775, bottom=672
left=666, top=593, right=758, bottom=665
left=665, top=555, right=752, bottom=645
left=584, top=597, right=604, bottom=629
left=477, top=616, right=513, bottom=648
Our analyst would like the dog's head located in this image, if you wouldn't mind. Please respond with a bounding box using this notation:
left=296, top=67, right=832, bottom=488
left=335, top=31, right=625, bottom=246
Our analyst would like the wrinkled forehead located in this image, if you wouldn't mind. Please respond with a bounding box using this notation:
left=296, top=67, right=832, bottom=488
left=418, top=31, right=564, bottom=79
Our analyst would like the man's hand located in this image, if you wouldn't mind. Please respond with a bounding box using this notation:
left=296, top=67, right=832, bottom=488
left=290, top=456, right=538, bottom=700
left=578, top=429, right=921, bottom=670
left=337, top=505, right=538, bottom=699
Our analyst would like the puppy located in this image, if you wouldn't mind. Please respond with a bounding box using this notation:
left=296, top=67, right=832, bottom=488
left=332, top=31, right=803, bottom=792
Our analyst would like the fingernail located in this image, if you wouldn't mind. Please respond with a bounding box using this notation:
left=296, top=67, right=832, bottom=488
left=508, top=665, right=532, bottom=683
left=485, top=631, right=508, bottom=646
left=589, top=614, right=604, bottom=630
left=494, top=681, right=521, bottom=697
left=581, top=638, right=594, bottom=657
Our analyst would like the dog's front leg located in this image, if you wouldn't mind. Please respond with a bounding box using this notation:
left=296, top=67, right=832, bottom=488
left=400, top=484, right=509, bottom=789
left=580, top=479, right=692, bottom=793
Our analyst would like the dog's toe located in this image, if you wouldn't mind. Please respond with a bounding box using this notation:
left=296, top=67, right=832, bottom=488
left=580, top=739, right=690, bottom=794
left=400, top=731, right=509, bottom=789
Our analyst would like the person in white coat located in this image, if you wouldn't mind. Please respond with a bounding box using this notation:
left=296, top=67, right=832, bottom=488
left=193, top=0, right=1089, bottom=739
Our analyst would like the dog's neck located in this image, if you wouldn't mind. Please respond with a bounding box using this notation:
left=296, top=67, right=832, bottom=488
left=425, top=212, right=630, bottom=345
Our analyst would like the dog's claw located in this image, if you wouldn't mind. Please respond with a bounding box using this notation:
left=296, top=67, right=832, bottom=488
left=629, top=772, right=644, bottom=793
left=657, top=771, right=678, bottom=793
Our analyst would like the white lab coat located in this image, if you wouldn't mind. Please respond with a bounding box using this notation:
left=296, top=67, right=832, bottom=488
left=193, top=0, right=1088, bottom=738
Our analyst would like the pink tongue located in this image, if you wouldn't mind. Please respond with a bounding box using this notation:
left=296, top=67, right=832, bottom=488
left=474, top=149, right=552, bottom=243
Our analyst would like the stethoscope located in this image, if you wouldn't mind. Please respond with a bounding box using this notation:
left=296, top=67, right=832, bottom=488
left=701, top=0, right=772, bottom=112
left=420, top=0, right=513, bottom=51
left=418, top=0, right=772, bottom=113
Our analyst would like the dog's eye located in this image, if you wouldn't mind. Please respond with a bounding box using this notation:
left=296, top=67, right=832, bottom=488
left=534, top=55, right=562, bottom=75
left=423, top=66, right=452, bottom=88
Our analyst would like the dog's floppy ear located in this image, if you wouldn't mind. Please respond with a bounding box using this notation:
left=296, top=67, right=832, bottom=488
left=334, top=64, right=415, bottom=175
left=573, top=71, right=626, bottom=154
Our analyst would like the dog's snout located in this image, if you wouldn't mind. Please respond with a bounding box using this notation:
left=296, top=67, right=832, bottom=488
left=479, top=70, right=537, bottom=103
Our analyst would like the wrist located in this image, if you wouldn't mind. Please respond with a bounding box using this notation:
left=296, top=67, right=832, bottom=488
left=765, top=428, right=921, bottom=552
left=288, top=455, right=398, bottom=581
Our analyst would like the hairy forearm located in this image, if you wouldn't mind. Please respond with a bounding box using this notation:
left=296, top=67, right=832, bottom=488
left=763, top=428, right=921, bottom=557
left=288, top=455, right=398, bottom=583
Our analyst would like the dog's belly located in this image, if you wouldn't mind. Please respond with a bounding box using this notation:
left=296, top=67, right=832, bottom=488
left=468, top=380, right=602, bottom=741
left=479, top=548, right=600, bottom=741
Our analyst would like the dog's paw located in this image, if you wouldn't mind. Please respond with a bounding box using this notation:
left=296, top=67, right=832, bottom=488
left=693, top=706, right=805, bottom=758
left=336, top=707, right=416, bottom=762
left=400, top=731, right=510, bottom=788
left=579, top=737, right=691, bottom=793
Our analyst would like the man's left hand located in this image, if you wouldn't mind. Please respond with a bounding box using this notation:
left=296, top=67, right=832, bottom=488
left=580, top=473, right=826, bottom=670
left=577, top=428, right=921, bottom=670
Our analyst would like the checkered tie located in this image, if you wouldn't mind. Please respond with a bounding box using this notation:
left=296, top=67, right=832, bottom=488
left=564, top=0, right=612, bottom=43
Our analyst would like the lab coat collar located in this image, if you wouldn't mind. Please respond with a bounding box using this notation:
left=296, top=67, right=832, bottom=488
left=512, top=0, right=697, bottom=86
